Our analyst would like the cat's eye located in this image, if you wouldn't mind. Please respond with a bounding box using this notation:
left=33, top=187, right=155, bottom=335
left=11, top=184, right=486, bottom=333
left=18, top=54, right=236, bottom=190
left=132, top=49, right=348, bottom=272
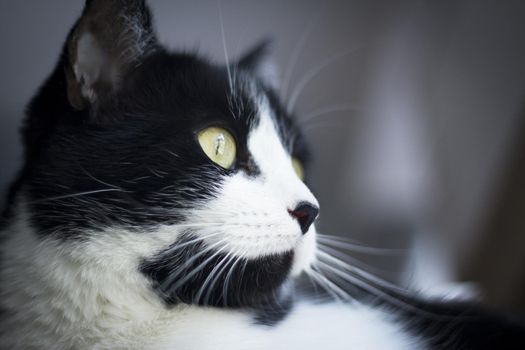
left=292, top=157, right=305, bottom=181
left=198, top=127, right=236, bottom=169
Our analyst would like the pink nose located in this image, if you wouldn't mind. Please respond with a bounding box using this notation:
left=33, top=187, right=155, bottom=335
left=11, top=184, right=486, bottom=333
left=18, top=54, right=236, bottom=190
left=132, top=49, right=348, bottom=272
left=288, top=203, right=319, bottom=234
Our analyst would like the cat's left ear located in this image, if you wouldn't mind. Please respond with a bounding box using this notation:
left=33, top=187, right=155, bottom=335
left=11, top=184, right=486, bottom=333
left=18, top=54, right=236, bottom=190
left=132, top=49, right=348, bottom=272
left=237, top=40, right=279, bottom=90
left=65, top=0, right=159, bottom=110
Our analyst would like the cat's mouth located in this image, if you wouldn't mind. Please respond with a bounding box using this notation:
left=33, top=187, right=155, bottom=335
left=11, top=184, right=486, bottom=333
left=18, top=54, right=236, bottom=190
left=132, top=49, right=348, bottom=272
left=141, top=234, right=296, bottom=309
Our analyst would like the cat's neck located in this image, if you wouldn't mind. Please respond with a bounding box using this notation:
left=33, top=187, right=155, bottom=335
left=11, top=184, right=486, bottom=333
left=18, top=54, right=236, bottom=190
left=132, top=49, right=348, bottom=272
left=0, top=204, right=211, bottom=348
left=0, top=204, right=418, bottom=350
left=0, top=212, right=260, bottom=349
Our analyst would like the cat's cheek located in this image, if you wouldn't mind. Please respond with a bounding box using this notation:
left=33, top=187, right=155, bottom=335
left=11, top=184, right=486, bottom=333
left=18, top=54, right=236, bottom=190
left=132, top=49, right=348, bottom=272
left=290, top=225, right=317, bottom=276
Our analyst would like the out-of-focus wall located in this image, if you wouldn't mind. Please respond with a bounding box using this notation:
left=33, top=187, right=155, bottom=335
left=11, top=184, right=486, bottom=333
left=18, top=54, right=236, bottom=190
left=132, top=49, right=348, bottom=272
left=1, top=1, right=524, bottom=310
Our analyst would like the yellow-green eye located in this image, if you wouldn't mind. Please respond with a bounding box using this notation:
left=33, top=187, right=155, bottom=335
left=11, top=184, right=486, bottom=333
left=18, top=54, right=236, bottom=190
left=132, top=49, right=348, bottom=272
left=198, top=127, right=236, bottom=169
left=292, top=157, right=305, bottom=181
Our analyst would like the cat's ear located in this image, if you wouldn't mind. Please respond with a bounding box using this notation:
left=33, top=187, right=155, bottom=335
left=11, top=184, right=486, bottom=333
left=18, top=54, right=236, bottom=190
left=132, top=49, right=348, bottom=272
left=237, top=39, right=279, bottom=90
left=64, top=0, right=158, bottom=110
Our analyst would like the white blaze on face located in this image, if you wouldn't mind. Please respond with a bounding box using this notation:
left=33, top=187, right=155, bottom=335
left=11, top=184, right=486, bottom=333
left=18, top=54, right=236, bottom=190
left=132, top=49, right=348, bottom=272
left=193, top=100, right=319, bottom=276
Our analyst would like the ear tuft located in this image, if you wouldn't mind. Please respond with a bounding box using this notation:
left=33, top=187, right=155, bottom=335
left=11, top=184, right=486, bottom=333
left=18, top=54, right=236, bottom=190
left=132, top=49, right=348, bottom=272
left=65, top=0, right=158, bottom=110
left=238, top=39, right=279, bottom=90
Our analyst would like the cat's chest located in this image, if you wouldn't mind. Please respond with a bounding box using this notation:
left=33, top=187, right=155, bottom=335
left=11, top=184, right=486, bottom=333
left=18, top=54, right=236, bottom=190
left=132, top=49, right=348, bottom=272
left=146, top=304, right=421, bottom=350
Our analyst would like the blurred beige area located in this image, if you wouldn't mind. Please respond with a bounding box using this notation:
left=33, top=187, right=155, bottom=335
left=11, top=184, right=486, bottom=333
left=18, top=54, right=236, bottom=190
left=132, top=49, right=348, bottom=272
left=1, top=1, right=524, bottom=311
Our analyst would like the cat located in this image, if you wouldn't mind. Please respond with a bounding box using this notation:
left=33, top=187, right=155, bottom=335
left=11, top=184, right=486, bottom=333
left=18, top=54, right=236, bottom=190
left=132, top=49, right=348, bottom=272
left=1, top=1, right=524, bottom=349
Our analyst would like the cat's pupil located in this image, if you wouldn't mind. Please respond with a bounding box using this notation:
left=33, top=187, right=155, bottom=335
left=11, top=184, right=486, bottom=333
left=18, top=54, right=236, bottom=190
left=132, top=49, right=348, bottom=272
left=214, top=134, right=226, bottom=156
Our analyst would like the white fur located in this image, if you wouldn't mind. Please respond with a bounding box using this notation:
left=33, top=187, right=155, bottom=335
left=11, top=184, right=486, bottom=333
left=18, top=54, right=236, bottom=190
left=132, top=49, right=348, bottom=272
left=0, top=212, right=420, bottom=349
left=190, top=100, right=318, bottom=275
left=0, top=100, right=420, bottom=349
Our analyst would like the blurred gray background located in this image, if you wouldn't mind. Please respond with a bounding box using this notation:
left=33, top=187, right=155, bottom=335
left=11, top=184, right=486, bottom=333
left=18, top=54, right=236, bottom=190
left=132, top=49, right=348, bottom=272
left=1, top=1, right=525, bottom=311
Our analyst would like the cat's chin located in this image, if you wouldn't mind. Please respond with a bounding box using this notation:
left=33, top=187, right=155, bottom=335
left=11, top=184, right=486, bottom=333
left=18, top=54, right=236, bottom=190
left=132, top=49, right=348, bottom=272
left=291, top=226, right=318, bottom=276
left=141, top=238, right=295, bottom=309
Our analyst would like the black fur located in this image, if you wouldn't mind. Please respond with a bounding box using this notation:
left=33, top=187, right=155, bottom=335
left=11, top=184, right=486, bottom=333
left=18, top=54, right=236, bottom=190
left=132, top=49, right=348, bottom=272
left=3, top=0, right=525, bottom=347
left=2, top=0, right=306, bottom=326
left=406, top=303, right=525, bottom=349
left=10, top=46, right=306, bottom=239
left=140, top=233, right=294, bottom=320
left=328, top=274, right=525, bottom=349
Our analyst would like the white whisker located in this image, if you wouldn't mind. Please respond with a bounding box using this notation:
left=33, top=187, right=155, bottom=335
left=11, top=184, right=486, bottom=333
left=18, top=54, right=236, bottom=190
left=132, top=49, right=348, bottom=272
left=204, top=252, right=238, bottom=305
left=166, top=242, right=229, bottom=294
left=26, top=188, right=127, bottom=204
left=80, top=167, right=123, bottom=189
left=307, top=267, right=352, bottom=303
left=300, top=104, right=363, bottom=126
left=316, top=249, right=404, bottom=292
left=315, top=260, right=438, bottom=317
left=196, top=251, right=234, bottom=304
left=281, top=12, right=322, bottom=99
left=287, top=46, right=363, bottom=113
left=218, top=0, right=232, bottom=91
left=317, top=233, right=406, bottom=255
left=317, top=244, right=399, bottom=281
left=161, top=239, right=227, bottom=290
left=222, top=253, right=244, bottom=307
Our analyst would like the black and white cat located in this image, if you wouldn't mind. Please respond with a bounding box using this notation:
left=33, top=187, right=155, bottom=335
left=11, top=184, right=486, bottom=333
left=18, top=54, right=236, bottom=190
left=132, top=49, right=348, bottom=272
left=1, top=1, right=524, bottom=349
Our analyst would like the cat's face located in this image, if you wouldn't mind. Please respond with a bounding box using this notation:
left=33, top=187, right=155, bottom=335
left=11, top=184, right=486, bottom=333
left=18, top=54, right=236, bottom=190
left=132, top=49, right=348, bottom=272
left=19, top=0, right=318, bottom=311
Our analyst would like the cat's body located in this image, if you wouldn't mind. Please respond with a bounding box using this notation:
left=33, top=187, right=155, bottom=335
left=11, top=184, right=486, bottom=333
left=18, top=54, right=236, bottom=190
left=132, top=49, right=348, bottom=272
left=1, top=1, right=524, bottom=349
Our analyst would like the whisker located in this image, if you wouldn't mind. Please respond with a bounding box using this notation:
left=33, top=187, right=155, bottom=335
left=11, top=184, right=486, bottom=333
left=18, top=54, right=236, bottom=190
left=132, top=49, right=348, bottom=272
left=236, top=258, right=249, bottom=306
left=318, top=236, right=378, bottom=255
left=316, top=259, right=401, bottom=303
left=159, top=232, right=224, bottom=254
left=306, top=270, right=341, bottom=302
left=26, top=188, right=127, bottom=204
left=222, top=253, right=244, bottom=307
left=161, top=239, right=227, bottom=291
left=281, top=12, right=322, bottom=99
left=166, top=242, right=230, bottom=294
left=287, top=46, right=363, bottom=113
left=315, top=259, right=444, bottom=318
left=307, top=267, right=352, bottom=303
left=317, top=233, right=406, bottom=255
left=147, top=234, right=225, bottom=271
left=316, top=248, right=404, bottom=292
left=218, top=0, right=232, bottom=91
left=79, top=167, right=123, bottom=189
left=203, top=252, right=237, bottom=305
left=300, top=104, right=363, bottom=126
left=317, top=244, right=400, bottom=280
left=163, top=149, right=180, bottom=159
left=196, top=251, right=234, bottom=304
left=152, top=238, right=222, bottom=277
left=305, top=270, right=322, bottom=299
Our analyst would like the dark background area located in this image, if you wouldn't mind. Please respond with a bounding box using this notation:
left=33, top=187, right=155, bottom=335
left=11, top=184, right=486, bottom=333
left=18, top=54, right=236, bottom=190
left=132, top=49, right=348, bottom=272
left=1, top=1, right=525, bottom=311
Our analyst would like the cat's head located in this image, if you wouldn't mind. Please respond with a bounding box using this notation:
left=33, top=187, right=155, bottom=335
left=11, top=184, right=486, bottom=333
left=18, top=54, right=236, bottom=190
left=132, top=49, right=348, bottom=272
left=16, top=0, right=318, bottom=312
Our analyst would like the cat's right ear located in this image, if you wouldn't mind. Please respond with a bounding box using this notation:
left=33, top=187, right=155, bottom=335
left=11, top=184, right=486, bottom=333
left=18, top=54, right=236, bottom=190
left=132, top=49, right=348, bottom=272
left=64, top=0, right=158, bottom=110
left=237, top=39, right=279, bottom=90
